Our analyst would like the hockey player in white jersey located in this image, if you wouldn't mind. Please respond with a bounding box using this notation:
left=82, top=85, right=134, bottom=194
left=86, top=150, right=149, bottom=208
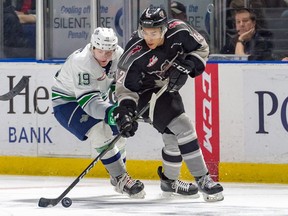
left=51, top=27, right=145, bottom=198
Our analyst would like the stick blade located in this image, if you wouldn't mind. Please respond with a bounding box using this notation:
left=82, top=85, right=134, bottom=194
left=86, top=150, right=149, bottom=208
left=38, top=197, right=58, bottom=208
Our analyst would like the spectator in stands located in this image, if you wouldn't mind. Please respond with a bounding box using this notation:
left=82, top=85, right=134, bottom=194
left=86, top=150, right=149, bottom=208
left=3, top=2, right=27, bottom=47
left=220, top=8, right=274, bottom=60
left=4, top=0, right=37, bottom=24
left=170, top=1, right=188, bottom=21
left=14, top=0, right=36, bottom=24
left=3, top=0, right=36, bottom=57
left=229, top=0, right=287, bottom=8
left=229, top=0, right=288, bottom=26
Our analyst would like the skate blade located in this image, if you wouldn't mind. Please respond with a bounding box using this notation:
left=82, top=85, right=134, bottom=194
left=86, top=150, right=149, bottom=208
left=114, top=187, right=146, bottom=199
left=129, top=190, right=146, bottom=199
left=161, top=191, right=200, bottom=199
left=202, top=192, right=224, bottom=202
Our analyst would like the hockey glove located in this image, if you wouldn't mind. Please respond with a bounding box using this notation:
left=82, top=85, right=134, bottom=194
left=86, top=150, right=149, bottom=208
left=171, top=57, right=195, bottom=75
left=169, top=55, right=205, bottom=78
left=113, top=100, right=138, bottom=138
left=166, top=68, right=188, bottom=92
left=165, top=57, right=195, bottom=92
left=105, top=105, right=119, bottom=135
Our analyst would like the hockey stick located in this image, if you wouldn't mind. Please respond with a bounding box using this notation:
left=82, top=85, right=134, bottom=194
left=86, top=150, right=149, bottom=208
left=0, top=76, right=29, bottom=101
left=38, top=82, right=168, bottom=208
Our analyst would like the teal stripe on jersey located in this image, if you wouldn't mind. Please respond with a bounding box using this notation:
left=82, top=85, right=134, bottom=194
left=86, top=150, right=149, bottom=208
left=52, top=91, right=76, bottom=101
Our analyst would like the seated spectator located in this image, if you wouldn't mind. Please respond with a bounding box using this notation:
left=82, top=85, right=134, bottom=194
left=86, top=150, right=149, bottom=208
left=14, top=0, right=36, bottom=24
left=229, top=0, right=287, bottom=8
left=3, top=4, right=28, bottom=47
left=3, top=0, right=36, bottom=57
left=220, top=8, right=274, bottom=60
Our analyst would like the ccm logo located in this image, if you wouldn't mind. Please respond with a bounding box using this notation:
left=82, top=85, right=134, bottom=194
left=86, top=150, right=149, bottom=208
left=172, top=62, right=190, bottom=74
left=202, top=71, right=213, bottom=153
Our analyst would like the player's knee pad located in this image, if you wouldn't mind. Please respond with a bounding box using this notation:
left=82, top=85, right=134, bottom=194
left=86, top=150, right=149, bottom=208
left=167, top=113, right=197, bottom=145
left=86, top=122, right=118, bottom=159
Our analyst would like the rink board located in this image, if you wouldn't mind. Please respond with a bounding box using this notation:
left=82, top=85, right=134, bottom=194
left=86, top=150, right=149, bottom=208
left=0, top=62, right=287, bottom=183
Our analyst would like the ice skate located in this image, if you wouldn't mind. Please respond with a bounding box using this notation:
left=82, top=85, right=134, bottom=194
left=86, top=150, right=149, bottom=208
left=110, top=175, right=117, bottom=186
left=196, top=173, right=224, bottom=202
left=114, top=173, right=146, bottom=199
left=157, top=166, right=199, bottom=198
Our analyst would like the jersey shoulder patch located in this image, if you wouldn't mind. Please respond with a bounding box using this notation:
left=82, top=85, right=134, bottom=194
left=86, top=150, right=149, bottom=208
left=167, top=19, right=204, bottom=44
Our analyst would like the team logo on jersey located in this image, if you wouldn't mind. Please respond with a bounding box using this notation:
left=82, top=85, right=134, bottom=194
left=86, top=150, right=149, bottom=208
left=121, top=44, right=143, bottom=66
left=147, top=55, right=158, bottom=67
left=129, top=45, right=142, bottom=55
left=80, top=114, right=89, bottom=123
left=147, top=59, right=171, bottom=78
left=168, top=20, right=182, bottom=29
left=97, top=72, right=107, bottom=81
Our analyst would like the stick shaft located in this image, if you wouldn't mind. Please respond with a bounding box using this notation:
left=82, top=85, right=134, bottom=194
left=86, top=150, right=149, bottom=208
left=38, top=78, right=168, bottom=207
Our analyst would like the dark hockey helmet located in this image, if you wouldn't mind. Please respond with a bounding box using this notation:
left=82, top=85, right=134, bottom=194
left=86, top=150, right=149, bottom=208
left=139, top=6, right=168, bottom=28
left=138, top=7, right=168, bottom=39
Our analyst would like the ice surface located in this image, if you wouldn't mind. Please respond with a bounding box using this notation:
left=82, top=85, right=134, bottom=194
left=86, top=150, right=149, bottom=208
left=0, top=175, right=288, bottom=216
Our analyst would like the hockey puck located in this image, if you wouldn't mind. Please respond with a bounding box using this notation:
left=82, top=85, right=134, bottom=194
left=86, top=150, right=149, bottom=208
left=61, top=197, right=72, bottom=208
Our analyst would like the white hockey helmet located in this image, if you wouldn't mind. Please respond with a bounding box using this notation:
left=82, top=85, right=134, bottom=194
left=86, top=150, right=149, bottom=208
left=90, top=27, right=118, bottom=51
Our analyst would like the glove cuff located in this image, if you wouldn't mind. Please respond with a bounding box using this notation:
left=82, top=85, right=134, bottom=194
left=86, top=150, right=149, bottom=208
left=119, top=99, right=137, bottom=114
left=105, top=105, right=117, bottom=125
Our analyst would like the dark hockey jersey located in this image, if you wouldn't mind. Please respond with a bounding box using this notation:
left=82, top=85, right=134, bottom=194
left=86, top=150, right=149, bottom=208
left=115, top=19, right=209, bottom=132
left=116, top=19, right=208, bottom=103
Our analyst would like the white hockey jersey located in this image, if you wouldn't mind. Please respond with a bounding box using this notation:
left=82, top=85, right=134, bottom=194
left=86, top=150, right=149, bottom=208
left=52, top=43, right=124, bottom=120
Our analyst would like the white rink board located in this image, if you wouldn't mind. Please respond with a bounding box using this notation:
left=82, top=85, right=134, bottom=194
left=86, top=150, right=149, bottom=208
left=1, top=62, right=288, bottom=164
left=0, top=62, right=195, bottom=160
left=0, top=62, right=90, bottom=158
left=219, top=63, right=288, bottom=164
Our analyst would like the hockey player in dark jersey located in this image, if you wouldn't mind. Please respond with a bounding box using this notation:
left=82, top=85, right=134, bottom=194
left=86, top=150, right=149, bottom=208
left=113, top=6, right=224, bottom=201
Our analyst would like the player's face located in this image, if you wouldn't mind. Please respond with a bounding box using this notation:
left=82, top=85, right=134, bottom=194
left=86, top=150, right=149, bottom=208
left=235, top=11, right=256, bottom=35
left=92, top=48, right=114, bottom=67
left=140, top=27, right=164, bottom=49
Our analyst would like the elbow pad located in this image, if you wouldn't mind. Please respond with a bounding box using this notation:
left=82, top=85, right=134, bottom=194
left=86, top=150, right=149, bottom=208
left=185, top=55, right=205, bottom=78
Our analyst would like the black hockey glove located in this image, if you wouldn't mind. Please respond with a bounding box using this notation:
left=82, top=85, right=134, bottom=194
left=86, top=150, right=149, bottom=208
left=171, top=57, right=195, bottom=75
left=166, top=69, right=188, bottom=92
left=165, top=57, right=195, bottom=92
left=113, top=100, right=138, bottom=138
